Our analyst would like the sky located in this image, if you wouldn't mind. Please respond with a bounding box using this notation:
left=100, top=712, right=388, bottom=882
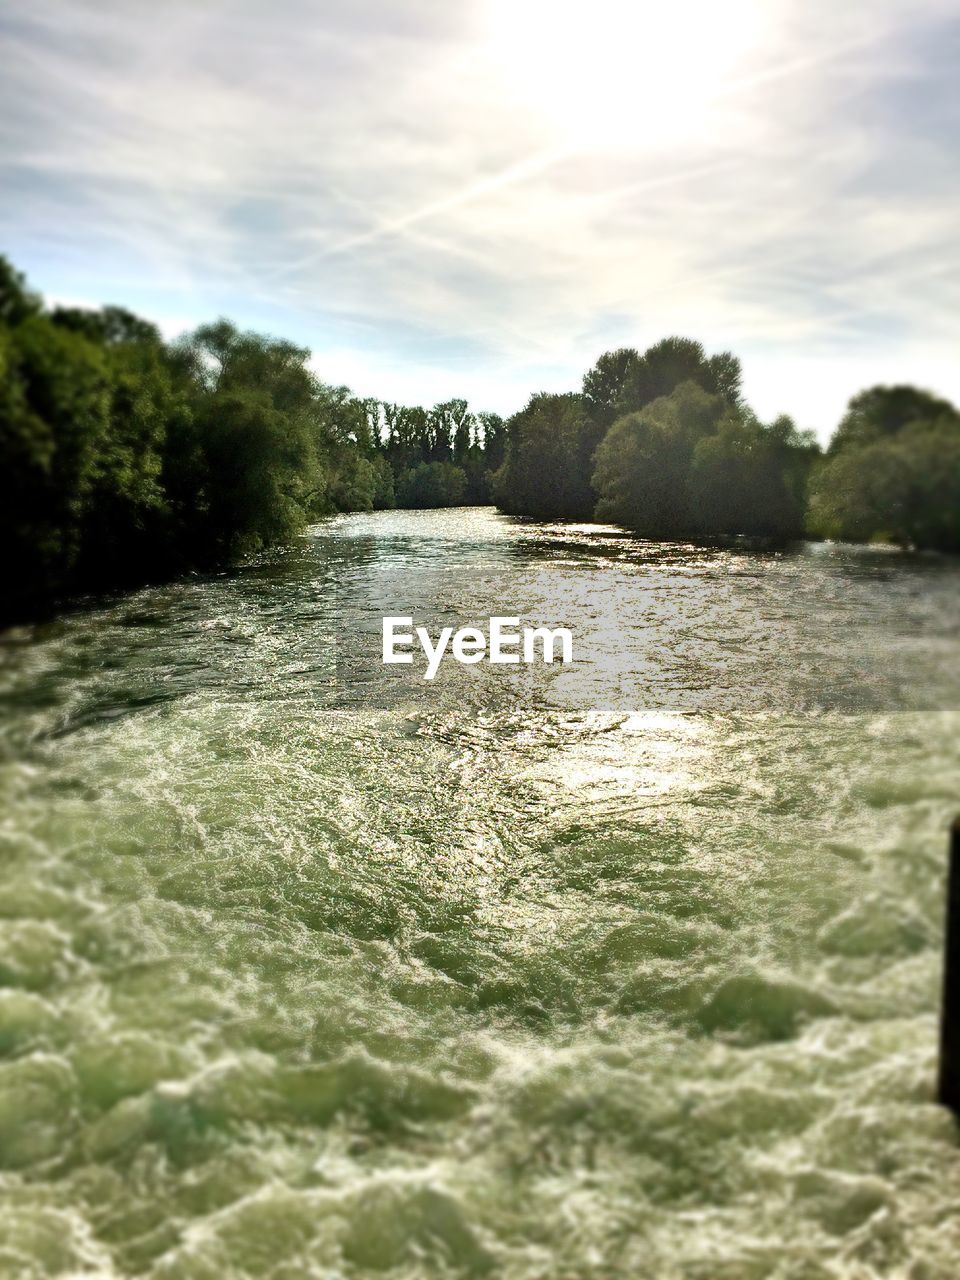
left=1, top=0, right=958, bottom=440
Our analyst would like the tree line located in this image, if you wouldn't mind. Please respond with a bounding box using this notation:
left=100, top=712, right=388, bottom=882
left=494, top=337, right=960, bottom=550
left=2, top=255, right=958, bottom=618
left=0, top=257, right=505, bottom=615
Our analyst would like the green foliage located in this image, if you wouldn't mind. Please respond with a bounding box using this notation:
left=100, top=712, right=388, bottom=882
left=383, top=402, right=431, bottom=472
left=0, top=264, right=404, bottom=614
left=396, top=461, right=467, bottom=508
left=490, top=338, right=757, bottom=538
left=592, top=384, right=819, bottom=539
left=478, top=413, right=507, bottom=473
left=827, top=384, right=959, bottom=455
left=616, top=337, right=742, bottom=416
left=166, top=321, right=321, bottom=559
left=0, top=311, right=111, bottom=587
left=0, top=258, right=41, bottom=326
left=592, top=382, right=726, bottom=534
left=582, top=348, right=639, bottom=426
left=809, top=408, right=960, bottom=550
left=370, top=454, right=396, bottom=510
left=52, top=305, right=162, bottom=347
left=64, top=314, right=179, bottom=577
left=493, top=393, right=603, bottom=519
left=188, top=389, right=316, bottom=557
left=326, top=452, right=395, bottom=513
left=0, top=257, right=518, bottom=617
left=3, top=250, right=960, bottom=619
left=690, top=413, right=818, bottom=540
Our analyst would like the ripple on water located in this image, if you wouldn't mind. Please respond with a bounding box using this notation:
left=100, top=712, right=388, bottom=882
left=0, top=511, right=959, bottom=1277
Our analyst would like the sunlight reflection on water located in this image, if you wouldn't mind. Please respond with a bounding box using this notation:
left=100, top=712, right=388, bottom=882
left=0, top=508, right=958, bottom=1278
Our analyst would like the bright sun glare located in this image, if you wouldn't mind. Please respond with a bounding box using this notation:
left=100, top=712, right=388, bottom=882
left=483, top=0, right=767, bottom=148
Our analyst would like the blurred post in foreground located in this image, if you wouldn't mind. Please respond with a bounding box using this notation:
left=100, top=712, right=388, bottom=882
left=939, top=816, right=960, bottom=1113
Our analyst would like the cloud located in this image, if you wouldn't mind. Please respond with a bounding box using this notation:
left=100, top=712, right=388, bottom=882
left=1, top=0, right=958, bottom=435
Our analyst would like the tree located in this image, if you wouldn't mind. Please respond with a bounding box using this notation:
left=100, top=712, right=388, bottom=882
left=478, top=413, right=506, bottom=472
left=809, top=413, right=960, bottom=550
left=827, top=384, right=960, bottom=455
left=167, top=322, right=325, bottom=550
left=0, top=256, right=517, bottom=620
left=446, top=400, right=475, bottom=467
left=493, top=393, right=600, bottom=519
left=0, top=256, right=41, bottom=326
left=43, top=305, right=188, bottom=578
left=81, top=339, right=177, bottom=575
left=186, top=389, right=315, bottom=557
left=582, top=348, right=639, bottom=426
left=324, top=451, right=394, bottom=512
left=383, top=403, right=431, bottom=472
left=808, top=385, right=960, bottom=550
left=10, top=245, right=960, bottom=625
left=0, top=313, right=111, bottom=588
left=617, top=337, right=741, bottom=416
left=690, top=412, right=819, bottom=539
left=396, top=461, right=467, bottom=508
left=592, top=381, right=725, bottom=533
left=370, top=454, right=396, bottom=509
left=52, top=305, right=162, bottom=348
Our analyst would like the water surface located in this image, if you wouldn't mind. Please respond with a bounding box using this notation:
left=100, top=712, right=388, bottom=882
left=1, top=508, right=958, bottom=1278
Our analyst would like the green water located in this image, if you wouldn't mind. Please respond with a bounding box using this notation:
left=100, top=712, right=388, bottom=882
left=1, top=508, right=959, bottom=1279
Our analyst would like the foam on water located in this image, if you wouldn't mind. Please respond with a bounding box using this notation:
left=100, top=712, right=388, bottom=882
left=0, top=509, right=959, bottom=1278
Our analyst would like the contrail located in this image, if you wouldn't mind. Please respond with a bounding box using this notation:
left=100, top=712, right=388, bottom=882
left=324, top=146, right=572, bottom=256
left=273, top=26, right=889, bottom=279
left=271, top=144, right=572, bottom=279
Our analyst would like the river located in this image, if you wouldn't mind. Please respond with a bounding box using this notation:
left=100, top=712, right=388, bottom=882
left=1, top=507, right=958, bottom=1278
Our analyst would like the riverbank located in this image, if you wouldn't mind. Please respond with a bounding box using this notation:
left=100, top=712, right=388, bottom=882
left=4, top=502, right=948, bottom=636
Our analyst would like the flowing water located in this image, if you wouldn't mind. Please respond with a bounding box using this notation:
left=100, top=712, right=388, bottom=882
left=1, top=507, right=959, bottom=1279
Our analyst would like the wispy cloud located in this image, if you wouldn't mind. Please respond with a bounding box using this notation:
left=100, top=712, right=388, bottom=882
left=1, top=0, right=958, bottom=435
